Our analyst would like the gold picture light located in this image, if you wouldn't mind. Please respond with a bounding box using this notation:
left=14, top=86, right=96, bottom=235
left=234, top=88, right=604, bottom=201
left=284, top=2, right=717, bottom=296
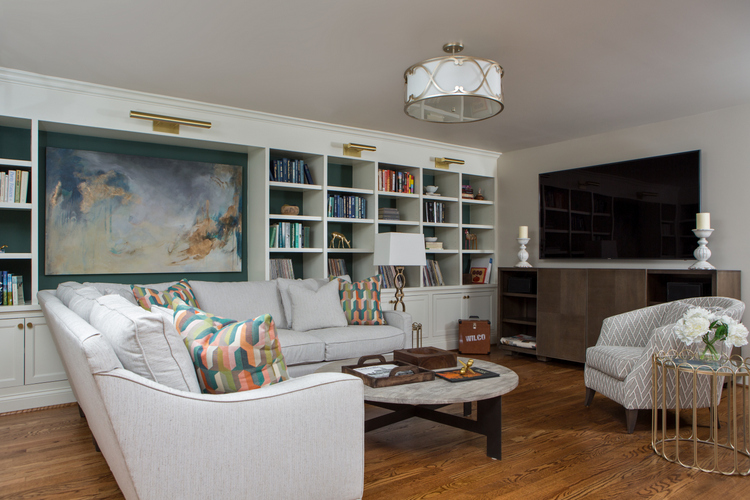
left=435, top=157, right=465, bottom=170
left=130, top=111, right=212, bottom=135
left=343, top=143, right=377, bottom=158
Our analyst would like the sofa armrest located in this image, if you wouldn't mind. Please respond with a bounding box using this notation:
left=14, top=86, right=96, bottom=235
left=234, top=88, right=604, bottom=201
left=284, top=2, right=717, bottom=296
left=383, top=309, right=413, bottom=349
left=94, top=370, right=364, bottom=500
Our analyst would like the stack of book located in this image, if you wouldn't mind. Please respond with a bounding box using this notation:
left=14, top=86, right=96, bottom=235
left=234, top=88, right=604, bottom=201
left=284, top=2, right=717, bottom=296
left=425, top=241, right=443, bottom=250
left=423, top=201, right=445, bottom=223
left=327, top=258, right=348, bottom=277
left=0, top=271, right=25, bottom=305
left=377, top=265, right=398, bottom=289
left=327, top=194, right=367, bottom=219
left=378, top=168, right=415, bottom=194
left=461, top=184, right=474, bottom=199
left=269, top=223, right=310, bottom=249
left=378, top=207, right=400, bottom=221
left=0, top=169, right=30, bottom=204
left=269, top=259, right=294, bottom=279
left=269, top=158, right=313, bottom=184
left=422, top=260, right=444, bottom=286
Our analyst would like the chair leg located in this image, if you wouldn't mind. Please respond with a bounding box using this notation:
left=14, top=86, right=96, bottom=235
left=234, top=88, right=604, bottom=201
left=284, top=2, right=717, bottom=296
left=625, top=409, right=638, bottom=434
left=584, top=387, right=595, bottom=407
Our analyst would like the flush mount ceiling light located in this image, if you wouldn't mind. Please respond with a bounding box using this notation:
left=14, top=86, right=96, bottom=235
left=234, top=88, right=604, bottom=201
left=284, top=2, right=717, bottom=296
left=404, top=42, right=504, bottom=123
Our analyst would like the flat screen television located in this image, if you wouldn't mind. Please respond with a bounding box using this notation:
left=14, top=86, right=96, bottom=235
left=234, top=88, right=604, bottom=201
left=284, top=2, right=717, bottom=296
left=539, top=150, right=700, bottom=260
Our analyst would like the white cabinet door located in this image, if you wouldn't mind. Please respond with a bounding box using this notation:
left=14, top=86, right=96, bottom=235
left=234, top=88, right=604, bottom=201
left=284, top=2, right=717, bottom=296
left=464, top=289, right=497, bottom=332
left=24, top=315, right=67, bottom=385
left=402, top=292, right=430, bottom=347
left=431, top=293, right=464, bottom=348
left=0, top=318, right=25, bottom=388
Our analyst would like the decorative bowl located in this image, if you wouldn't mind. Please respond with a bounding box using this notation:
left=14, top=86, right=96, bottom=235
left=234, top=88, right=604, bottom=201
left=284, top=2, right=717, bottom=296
left=424, top=237, right=438, bottom=242
left=424, top=185, right=439, bottom=194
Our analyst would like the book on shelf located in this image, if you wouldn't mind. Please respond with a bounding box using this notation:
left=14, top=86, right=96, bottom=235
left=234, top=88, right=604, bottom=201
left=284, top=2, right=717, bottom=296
left=303, top=164, right=314, bottom=185
left=425, top=241, right=443, bottom=250
left=423, top=201, right=445, bottom=223
left=1, top=271, right=22, bottom=305
left=12, top=275, right=24, bottom=305
left=270, top=158, right=309, bottom=184
left=328, top=194, right=367, bottom=219
left=1, top=169, right=31, bottom=203
left=470, top=267, right=487, bottom=284
left=327, top=258, right=348, bottom=278
left=377, top=265, right=398, bottom=289
left=422, top=259, right=444, bottom=287
left=378, top=207, right=400, bottom=220
left=269, top=259, right=295, bottom=279
left=469, top=256, right=492, bottom=284
left=378, top=169, right=415, bottom=194
left=269, top=222, right=310, bottom=248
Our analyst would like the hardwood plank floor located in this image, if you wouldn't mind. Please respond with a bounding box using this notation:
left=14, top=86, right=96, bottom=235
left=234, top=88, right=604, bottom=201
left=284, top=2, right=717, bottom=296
left=1, top=348, right=747, bottom=499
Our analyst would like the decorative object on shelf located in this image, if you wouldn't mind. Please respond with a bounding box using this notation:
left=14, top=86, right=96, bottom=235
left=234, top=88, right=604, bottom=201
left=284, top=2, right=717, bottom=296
left=515, top=233, right=532, bottom=268
left=674, top=306, right=748, bottom=361
left=130, top=110, right=211, bottom=135
left=690, top=213, right=714, bottom=270
left=434, top=157, right=465, bottom=170
left=464, top=229, right=477, bottom=249
left=329, top=232, right=351, bottom=249
left=475, top=188, right=485, bottom=200
left=424, top=185, right=439, bottom=194
left=0, top=245, right=6, bottom=253
left=45, top=147, right=242, bottom=274
left=373, top=232, right=426, bottom=311
left=342, top=143, right=376, bottom=158
left=280, top=204, right=300, bottom=215
left=404, top=42, right=504, bottom=123
left=424, top=236, right=438, bottom=243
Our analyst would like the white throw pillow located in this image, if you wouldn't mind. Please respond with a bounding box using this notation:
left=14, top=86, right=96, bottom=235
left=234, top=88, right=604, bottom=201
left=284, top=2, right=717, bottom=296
left=288, top=279, right=348, bottom=332
left=89, top=294, right=201, bottom=393
left=277, top=278, right=320, bottom=327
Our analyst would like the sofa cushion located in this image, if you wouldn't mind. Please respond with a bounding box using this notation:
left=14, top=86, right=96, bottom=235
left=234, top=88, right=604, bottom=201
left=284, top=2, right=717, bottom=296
left=586, top=345, right=644, bottom=381
left=173, top=301, right=289, bottom=394
left=275, top=329, right=326, bottom=365
left=89, top=295, right=201, bottom=393
left=189, top=280, right=288, bottom=329
left=277, top=278, right=320, bottom=327
left=337, top=275, right=386, bottom=326
left=132, top=279, right=199, bottom=311
left=308, top=324, right=406, bottom=361
left=288, top=279, right=348, bottom=332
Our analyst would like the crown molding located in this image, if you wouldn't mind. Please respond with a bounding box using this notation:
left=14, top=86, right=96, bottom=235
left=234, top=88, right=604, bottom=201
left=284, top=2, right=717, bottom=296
left=0, top=67, right=501, bottom=159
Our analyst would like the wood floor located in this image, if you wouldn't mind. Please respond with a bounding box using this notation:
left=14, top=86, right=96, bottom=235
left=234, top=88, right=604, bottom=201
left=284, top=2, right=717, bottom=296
left=1, top=347, right=748, bottom=499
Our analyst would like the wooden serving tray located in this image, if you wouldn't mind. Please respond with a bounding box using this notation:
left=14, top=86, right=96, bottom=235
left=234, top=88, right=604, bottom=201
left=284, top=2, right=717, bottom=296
left=393, top=347, right=457, bottom=370
left=342, top=355, right=435, bottom=388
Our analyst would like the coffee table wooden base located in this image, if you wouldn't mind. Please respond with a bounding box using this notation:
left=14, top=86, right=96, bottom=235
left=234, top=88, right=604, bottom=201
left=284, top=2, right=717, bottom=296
left=366, top=396, right=503, bottom=459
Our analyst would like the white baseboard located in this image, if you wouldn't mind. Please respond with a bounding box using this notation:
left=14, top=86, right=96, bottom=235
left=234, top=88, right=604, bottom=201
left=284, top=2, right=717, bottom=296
left=0, top=384, right=76, bottom=415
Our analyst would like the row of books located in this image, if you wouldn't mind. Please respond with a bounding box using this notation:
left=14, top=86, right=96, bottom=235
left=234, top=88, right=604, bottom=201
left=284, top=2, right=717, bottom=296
left=423, top=201, right=446, bottom=223
left=327, top=194, right=367, bottom=219
left=377, top=265, right=399, bottom=289
left=378, top=207, right=400, bottom=221
left=1, top=169, right=30, bottom=204
left=269, top=223, right=311, bottom=248
left=422, top=259, right=445, bottom=287
left=269, top=259, right=295, bottom=279
left=327, top=258, right=348, bottom=277
left=378, top=169, right=415, bottom=194
left=269, top=158, right=314, bottom=184
left=1, top=272, right=25, bottom=305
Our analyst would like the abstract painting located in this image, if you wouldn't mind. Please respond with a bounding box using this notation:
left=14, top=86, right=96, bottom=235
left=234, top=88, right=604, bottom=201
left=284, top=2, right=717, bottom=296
left=45, top=147, right=242, bottom=275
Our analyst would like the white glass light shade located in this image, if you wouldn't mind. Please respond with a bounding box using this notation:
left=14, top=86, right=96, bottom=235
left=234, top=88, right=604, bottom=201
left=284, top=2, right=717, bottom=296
left=404, top=55, right=503, bottom=123
left=373, top=232, right=427, bottom=266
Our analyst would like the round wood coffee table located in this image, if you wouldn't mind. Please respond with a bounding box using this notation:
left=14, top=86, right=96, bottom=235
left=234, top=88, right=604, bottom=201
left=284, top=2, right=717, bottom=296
left=316, top=356, right=519, bottom=459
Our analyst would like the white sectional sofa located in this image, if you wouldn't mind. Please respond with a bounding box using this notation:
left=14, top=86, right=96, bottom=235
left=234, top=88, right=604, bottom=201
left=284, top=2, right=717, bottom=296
left=38, top=277, right=411, bottom=500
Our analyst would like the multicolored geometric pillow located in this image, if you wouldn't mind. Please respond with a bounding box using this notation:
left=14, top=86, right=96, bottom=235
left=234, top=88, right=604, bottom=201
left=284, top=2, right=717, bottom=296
left=337, top=275, right=387, bottom=325
left=132, top=279, right=199, bottom=311
left=172, top=300, right=289, bottom=394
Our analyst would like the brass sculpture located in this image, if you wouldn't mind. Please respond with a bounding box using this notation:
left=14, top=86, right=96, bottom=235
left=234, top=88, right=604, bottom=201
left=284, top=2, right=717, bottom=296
left=459, top=359, right=476, bottom=376
left=329, top=232, right=351, bottom=248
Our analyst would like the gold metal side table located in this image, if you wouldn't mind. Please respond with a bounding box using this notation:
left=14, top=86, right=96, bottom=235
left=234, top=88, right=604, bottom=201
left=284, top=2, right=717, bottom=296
left=652, top=352, right=750, bottom=475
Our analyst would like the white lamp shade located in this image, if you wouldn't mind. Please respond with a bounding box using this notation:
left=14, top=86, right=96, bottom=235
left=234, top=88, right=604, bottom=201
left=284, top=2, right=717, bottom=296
left=373, top=232, right=427, bottom=266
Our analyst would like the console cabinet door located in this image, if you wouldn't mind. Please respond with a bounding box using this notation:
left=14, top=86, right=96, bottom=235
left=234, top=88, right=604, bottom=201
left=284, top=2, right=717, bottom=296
left=24, top=315, right=67, bottom=385
left=402, top=292, right=431, bottom=347
left=0, top=318, right=25, bottom=389
left=431, top=293, right=464, bottom=349
left=536, top=269, right=587, bottom=363
left=586, top=269, right=646, bottom=348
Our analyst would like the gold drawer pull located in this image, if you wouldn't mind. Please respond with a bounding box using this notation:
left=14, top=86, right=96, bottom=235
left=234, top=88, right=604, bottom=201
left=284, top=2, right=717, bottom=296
left=27, top=322, right=33, bottom=329
left=18, top=323, right=23, bottom=330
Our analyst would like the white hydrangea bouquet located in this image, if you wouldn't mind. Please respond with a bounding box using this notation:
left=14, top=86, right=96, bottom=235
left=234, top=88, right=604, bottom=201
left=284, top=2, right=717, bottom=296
left=674, top=307, right=749, bottom=361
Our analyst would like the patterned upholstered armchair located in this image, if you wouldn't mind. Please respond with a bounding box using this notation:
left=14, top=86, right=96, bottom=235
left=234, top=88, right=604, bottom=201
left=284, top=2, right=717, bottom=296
left=584, top=297, right=745, bottom=433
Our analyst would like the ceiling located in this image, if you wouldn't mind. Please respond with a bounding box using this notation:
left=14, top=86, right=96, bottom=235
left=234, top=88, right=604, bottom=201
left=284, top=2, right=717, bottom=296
left=2, top=0, right=750, bottom=153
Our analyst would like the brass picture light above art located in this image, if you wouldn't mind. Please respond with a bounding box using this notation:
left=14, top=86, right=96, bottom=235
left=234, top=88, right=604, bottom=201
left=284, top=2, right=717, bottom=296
left=130, top=111, right=212, bottom=134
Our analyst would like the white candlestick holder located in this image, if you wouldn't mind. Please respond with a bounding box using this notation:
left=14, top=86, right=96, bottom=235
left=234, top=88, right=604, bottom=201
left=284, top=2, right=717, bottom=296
left=515, top=237, right=532, bottom=268
left=689, top=228, right=715, bottom=270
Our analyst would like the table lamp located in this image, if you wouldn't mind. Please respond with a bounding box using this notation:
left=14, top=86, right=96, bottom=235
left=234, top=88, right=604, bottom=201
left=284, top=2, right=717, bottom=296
left=373, top=232, right=426, bottom=311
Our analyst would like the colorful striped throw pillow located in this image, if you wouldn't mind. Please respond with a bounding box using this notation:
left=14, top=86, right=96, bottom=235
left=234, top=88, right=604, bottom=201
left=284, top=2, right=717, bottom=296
left=338, top=275, right=386, bottom=325
left=131, top=279, right=199, bottom=311
left=173, top=300, right=289, bottom=394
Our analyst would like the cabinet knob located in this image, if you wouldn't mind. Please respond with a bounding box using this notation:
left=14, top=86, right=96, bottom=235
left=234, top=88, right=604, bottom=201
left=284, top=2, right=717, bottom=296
left=18, top=323, right=23, bottom=330
left=27, top=322, right=33, bottom=329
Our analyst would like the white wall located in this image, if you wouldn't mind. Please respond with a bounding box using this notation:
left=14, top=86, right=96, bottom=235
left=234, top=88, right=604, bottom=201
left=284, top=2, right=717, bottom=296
left=497, top=102, right=750, bottom=354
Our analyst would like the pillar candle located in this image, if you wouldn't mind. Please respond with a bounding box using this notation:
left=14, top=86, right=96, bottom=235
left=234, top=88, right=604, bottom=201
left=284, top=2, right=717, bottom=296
left=519, top=226, right=529, bottom=239
left=696, top=213, right=710, bottom=229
